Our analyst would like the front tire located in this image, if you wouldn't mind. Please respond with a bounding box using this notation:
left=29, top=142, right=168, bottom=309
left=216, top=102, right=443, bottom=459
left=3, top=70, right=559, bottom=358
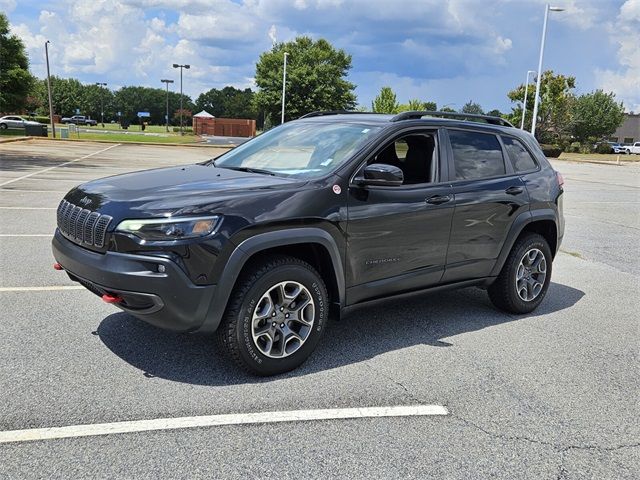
left=488, top=233, right=552, bottom=314
left=217, top=255, right=329, bottom=376
left=0, top=123, right=7, bottom=130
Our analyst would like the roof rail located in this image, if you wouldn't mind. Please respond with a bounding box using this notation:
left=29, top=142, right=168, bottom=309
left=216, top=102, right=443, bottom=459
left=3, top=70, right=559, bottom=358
left=390, top=110, right=514, bottom=128
left=299, top=110, right=372, bottom=119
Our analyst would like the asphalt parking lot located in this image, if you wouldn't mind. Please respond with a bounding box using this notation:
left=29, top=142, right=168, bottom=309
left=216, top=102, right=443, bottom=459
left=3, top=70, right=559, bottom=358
left=0, top=140, right=638, bottom=479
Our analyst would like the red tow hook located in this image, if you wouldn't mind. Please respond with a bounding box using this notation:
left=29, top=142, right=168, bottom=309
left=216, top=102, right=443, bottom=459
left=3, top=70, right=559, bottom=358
left=53, top=263, right=63, bottom=271
left=102, top=294, right=123, bottom=304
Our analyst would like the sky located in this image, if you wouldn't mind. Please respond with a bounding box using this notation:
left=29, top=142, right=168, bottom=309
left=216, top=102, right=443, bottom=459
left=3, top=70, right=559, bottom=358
left=3, top=0, right=639, bottom=113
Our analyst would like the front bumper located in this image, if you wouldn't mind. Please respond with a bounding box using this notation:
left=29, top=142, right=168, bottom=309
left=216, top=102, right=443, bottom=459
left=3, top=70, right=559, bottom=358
left=52, top=230, right=216, bottom=332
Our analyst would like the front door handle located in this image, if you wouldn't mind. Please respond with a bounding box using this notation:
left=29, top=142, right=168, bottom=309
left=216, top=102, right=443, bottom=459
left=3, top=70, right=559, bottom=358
left=505, top=186, right=524, bottom=195
left=426, top=194, right=452, bottom=205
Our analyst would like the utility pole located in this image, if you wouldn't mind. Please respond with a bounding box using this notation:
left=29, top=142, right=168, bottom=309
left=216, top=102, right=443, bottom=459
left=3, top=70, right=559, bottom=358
left=45, top=41, right=56, bottom=139
left=161, top=79, right=174, bottom=132
left=172, top=64, right=190, bottom=135
left=281, top=52, right=288, bottom=124
left=531, top=4, right=564, bottom=137
left=520, top=71, right=536, bottom=130
left=96, top=82, right=107, bottom=127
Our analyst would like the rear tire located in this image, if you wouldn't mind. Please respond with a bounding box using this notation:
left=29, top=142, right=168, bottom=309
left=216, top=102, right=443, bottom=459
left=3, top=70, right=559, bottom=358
left=0, top=123, right=7, bottom=130
left=488, top=233, right=552, bottom=314
left=217, top=255, right=328, bottom=376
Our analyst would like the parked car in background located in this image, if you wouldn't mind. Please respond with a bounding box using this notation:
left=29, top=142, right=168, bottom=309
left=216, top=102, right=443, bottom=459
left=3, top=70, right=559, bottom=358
left=605, top=142, right=626, bottom=154
left=0, top=115, right=42, bottom=129
left=61, top=115, right=97, bottom=126
left=622, top=142, right=640, bottom=154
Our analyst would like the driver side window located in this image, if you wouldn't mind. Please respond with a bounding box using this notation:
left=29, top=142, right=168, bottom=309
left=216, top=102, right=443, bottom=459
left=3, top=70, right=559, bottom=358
left=371, top=132, right=437, bottom=185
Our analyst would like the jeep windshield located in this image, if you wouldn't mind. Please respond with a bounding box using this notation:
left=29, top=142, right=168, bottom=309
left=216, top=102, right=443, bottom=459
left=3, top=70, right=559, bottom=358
left=212, top=122, right=381, bottom=178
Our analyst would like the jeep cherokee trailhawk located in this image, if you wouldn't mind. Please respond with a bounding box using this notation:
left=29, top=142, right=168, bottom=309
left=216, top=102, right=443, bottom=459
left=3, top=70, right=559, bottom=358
left=52, top=111, right=564, bottom=375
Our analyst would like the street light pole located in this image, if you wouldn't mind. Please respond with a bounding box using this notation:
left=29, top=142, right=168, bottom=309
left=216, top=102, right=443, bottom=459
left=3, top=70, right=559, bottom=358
left=281, top=52, right=288, bottom=124
left=96, top=82, right=107, bottom=127
left=161, top=79, right=174, bottom=133
left=531, top=4, right=564, bottom=137
left=520, top=70, right=536, bottom=130
left=172, top=64, right=190, bottom=135
left=45, top=41, right=56, bottom=139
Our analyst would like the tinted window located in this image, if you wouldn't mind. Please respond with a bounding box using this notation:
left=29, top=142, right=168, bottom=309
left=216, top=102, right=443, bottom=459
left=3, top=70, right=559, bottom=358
left=502, top=136, right=538, bottom=172
left=449, top=130, right=505, bottom=180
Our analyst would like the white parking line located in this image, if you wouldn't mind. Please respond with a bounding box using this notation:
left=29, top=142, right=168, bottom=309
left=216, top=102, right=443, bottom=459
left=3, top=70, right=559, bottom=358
left=0, top=286, right=85, bottom=292
left=0, top=207, right=56, bottom=210
left=0, top=405, right=448, bottom=444
left=0, top=143, right=121, bottom=187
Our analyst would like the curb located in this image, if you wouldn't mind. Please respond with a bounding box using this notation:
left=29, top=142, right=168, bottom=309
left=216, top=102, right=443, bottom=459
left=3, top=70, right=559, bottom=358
left=551, top=157, right=638, bottom=166
left=0, top=136, right=34, bottom=144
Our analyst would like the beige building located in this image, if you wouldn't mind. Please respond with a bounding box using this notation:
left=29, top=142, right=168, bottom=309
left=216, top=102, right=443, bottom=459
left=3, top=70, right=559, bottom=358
left=612, top=113, right=640, bottom=144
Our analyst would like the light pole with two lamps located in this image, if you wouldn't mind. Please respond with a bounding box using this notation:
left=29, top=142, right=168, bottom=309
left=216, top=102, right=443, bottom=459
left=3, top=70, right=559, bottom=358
left=172, top=63, right=190, bottom=135
left=161, top=79, right=174, bottom=133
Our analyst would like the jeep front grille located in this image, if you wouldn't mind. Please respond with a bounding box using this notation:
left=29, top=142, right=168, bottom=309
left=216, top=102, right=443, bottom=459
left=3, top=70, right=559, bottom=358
left=57, top=199, right=112, bottom=248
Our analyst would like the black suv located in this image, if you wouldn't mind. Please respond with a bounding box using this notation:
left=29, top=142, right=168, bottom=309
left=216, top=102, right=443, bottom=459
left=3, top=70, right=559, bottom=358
left=52, top=111, right=564, bottom=375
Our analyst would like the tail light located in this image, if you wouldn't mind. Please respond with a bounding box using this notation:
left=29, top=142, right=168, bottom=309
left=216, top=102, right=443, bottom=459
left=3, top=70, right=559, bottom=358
left=556, top=171, right=564, bottom=187
left=102, top=293, right=123, bottom=304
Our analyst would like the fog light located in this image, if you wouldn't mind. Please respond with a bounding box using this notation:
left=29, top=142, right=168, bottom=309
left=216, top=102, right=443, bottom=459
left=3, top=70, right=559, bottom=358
left=158, top=265, right=166, bottom=273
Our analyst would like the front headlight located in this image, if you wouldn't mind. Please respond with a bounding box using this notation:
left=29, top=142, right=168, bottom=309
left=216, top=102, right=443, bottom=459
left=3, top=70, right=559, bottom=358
left=115, top=216, right=220, bottom=241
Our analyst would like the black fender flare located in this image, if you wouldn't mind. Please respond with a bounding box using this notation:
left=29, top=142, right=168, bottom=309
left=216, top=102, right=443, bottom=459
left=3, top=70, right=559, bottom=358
left=489, top=208, right=558, bottom=277
left=197, top=228, right=345, bottom=333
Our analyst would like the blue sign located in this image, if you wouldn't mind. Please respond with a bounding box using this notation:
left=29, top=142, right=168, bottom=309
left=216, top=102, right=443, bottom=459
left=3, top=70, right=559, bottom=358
left=137, top=111, right=151, bottom=118
left=117, top=111, right=121, bottom=116
left=75, top=108, right=80, bottom=114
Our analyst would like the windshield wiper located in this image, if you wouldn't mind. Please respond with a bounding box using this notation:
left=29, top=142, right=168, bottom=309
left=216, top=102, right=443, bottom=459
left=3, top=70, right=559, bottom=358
left=216, top=165, right=276, bottom=176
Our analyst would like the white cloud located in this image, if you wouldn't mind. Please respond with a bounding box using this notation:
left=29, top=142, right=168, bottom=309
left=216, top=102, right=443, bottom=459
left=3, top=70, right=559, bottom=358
left=595, top=0, right=640, bottom=112
left=0, top=0, right=16, bottom=13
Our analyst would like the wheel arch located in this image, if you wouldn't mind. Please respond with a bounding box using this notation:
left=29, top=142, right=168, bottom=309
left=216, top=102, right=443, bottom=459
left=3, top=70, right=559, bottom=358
left=197, top=228, right=345, bottom=333
left=490, top=210, right=559, bottom=277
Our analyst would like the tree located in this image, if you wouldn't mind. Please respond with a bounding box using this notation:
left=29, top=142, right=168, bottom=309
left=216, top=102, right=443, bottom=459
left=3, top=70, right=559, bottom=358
left=507, top=70, right=576, bottom=143
left=440, top=106, right=456, bottom=113
left=371, top=86, right=399, bottom=113
left=461, top=100, right=484, bottom=115
left=486, top=109, right=502, bottom=117
left=255, top=36, right=357, bottom=124
left=114, top=85, right=192, bottom=124
left=570, top=90, right=625, bottom=143
left=195, top=86, right=257, bottom=119
left=0, top=13, right=36, bottom=112
left=397, top=99, right=437, bottom=112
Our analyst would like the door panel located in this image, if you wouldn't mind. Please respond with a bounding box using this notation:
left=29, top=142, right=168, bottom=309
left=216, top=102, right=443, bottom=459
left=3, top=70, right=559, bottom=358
left=442, top=176, right=529, bottom=282
left=346, top=183, right=454, bottom=304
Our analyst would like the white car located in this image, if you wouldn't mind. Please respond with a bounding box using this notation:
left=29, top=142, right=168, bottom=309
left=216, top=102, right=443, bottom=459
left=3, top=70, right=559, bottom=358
left=622, top=142, right=640, bottom=154
left=0, top=116, right=42, bottom=129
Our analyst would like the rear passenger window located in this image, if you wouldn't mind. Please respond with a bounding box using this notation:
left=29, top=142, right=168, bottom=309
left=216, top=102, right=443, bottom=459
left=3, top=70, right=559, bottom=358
left=502, top=136, right=538, bottom=172
left=449, top=130, right=505, bottom=180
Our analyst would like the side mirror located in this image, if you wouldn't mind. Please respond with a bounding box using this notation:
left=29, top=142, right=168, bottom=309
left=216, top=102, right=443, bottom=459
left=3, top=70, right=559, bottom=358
left=356, top=163, right=404, bottom=186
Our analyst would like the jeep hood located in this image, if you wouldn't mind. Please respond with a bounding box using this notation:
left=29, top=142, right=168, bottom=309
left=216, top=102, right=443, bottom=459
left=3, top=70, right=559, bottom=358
left=63, top=164, right=306, bottom=220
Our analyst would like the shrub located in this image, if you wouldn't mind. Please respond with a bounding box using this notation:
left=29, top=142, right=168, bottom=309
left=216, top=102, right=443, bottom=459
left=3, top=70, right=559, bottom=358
left=540, top=144, right=563, bottom=158
left=595, top=142, right=613, bottom=154
left=565, top=142, right=581, bottom=153
left=172, top=126, right=193, bottom=133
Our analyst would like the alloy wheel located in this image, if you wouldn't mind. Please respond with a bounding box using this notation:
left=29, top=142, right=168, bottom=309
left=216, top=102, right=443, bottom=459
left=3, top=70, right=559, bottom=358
left=251, top=281, right=315, bottom=358
left=515, top=248, right=547, bottom=302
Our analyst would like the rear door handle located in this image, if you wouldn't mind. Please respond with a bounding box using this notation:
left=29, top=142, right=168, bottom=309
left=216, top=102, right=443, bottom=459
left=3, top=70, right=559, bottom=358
left=426, top=194, right=452, bottom=205
left=505, top=186, right=524, bottom=195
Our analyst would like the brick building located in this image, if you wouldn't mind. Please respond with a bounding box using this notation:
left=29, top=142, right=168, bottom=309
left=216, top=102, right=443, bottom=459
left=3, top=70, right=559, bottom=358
left=192, top=110, right=256, bottom=138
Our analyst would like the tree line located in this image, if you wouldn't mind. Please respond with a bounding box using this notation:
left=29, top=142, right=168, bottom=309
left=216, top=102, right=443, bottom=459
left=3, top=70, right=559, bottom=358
left=1, top=11, right=626, bottom=146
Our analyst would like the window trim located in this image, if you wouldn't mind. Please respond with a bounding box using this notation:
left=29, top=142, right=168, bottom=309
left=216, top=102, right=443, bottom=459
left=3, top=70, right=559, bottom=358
left=500, top=134, right=541, bottom=174
left=445, top=127, right=515, bottom=184
left=348, top=127, right=446, bottom=189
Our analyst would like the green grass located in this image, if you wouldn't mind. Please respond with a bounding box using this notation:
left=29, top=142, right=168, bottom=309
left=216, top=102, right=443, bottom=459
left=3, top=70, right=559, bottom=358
left=48, top=131, right=201, bottom=144
left=0, top=128, right=26, bottom=136
left=64, top=123, right=191, bottom=135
